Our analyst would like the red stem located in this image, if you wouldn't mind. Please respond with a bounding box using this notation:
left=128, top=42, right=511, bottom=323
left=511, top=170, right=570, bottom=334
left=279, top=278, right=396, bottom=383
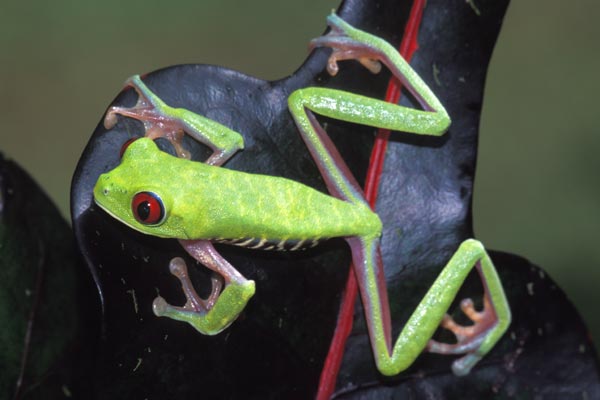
left=316, top=1, right=427, bottom=398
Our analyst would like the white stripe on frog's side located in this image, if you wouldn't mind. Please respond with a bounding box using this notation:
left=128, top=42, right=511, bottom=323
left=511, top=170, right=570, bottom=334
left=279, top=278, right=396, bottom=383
left=213, top=237, right=326, bottom=251
left=249, top=239, right=267, bottom=249
left=290, top=240, right=306, bottom=251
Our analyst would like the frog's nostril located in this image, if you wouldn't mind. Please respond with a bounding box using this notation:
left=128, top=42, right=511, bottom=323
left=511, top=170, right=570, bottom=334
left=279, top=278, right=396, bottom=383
left=103, top=188, right=109, bottom=196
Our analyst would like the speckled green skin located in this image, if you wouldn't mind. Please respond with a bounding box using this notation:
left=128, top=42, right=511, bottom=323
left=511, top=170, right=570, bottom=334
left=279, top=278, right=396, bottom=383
left=93, top=13, right=511, bottom=377
left=95, top=138, right=381, bottom=243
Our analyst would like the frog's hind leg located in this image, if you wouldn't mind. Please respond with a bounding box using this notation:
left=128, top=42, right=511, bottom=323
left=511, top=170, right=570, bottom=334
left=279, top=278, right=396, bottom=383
left=287, top=14, right=450, bottom=205
left=308, top=13, right=451, bottom=134
left=287, top=99, right=366, bottom=205
left=347, top=237, right=511, bottom=376
left=426, top=260, right=509, bottom=375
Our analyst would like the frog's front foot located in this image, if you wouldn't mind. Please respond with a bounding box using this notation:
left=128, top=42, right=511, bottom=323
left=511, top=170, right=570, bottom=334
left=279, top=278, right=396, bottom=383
left=104, top=75, right=191, bottom=159
left=309, top=13, right=384, bottom=76
left=427, top=294, right=499, bottom=376
left=152, top=257, right=255, bottom=335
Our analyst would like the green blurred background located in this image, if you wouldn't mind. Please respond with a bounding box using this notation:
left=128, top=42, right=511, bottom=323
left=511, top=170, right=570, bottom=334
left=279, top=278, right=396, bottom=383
left=1, top=1, right=599, bottom=345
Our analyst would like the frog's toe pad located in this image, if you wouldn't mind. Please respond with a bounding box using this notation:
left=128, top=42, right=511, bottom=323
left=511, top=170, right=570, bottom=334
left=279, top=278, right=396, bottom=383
left=451, top=353, right=483, bottom=376
left=427, top=296, right=500, bottom=375
left=152, top=296, right=172, bottom=317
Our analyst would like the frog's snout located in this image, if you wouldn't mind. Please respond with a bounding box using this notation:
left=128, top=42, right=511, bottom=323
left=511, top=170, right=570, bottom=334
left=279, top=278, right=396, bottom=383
left=93, top=173, right=112, bottom=202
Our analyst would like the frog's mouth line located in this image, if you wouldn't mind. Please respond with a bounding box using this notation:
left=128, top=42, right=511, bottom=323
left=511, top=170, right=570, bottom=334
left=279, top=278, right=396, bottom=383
left=93, top=193, right=176, bottom=239
left=93, top=195, right=143, bottom=234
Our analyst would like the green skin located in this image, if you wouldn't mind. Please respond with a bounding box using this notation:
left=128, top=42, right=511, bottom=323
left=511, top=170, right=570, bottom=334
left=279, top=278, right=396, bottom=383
left=94, top=14, right=511, bottom=377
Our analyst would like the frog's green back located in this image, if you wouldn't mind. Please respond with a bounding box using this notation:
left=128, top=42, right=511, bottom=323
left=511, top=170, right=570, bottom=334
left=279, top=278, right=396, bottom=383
left=94, top=138, right=381, bottom=243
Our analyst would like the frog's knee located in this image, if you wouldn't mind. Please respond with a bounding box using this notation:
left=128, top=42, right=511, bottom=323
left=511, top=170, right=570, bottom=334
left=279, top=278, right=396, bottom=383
left=460, top=238, right=484, bottom=252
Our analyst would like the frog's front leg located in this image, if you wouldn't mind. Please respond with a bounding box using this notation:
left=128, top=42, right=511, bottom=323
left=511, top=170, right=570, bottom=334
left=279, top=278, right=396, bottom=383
left=153, top=257, right=223, bottom=313
left=105, top=75, right=244, bottom=165
left=153, top=240, right=255, bottom=335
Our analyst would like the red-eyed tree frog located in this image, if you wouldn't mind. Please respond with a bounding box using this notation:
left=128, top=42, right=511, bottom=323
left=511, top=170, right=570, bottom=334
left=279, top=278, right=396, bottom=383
left=93, top=13, right=510, bottom=377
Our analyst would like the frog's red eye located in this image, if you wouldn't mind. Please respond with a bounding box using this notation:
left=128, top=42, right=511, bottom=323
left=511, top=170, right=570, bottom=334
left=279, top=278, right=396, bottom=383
left=120, top=138, right=139, bottom=159
left=132, top=192, right=165, bottom=225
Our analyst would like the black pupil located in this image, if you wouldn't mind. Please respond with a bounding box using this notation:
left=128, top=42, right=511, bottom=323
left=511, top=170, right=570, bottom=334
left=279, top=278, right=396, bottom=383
left=137, top=201, right=151, bottom=221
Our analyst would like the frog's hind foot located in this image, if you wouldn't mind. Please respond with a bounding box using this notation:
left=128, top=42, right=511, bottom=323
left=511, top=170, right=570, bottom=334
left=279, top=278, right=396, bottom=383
left=309, top=13, right=384, bottom=76
left=153, top=257, right=255, bottom=335
left=427, top=294, right=499, bottom=376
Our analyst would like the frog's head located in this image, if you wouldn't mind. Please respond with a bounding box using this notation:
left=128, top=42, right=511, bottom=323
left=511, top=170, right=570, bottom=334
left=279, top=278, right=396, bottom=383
left=93, top=138, right=189, bottom=239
